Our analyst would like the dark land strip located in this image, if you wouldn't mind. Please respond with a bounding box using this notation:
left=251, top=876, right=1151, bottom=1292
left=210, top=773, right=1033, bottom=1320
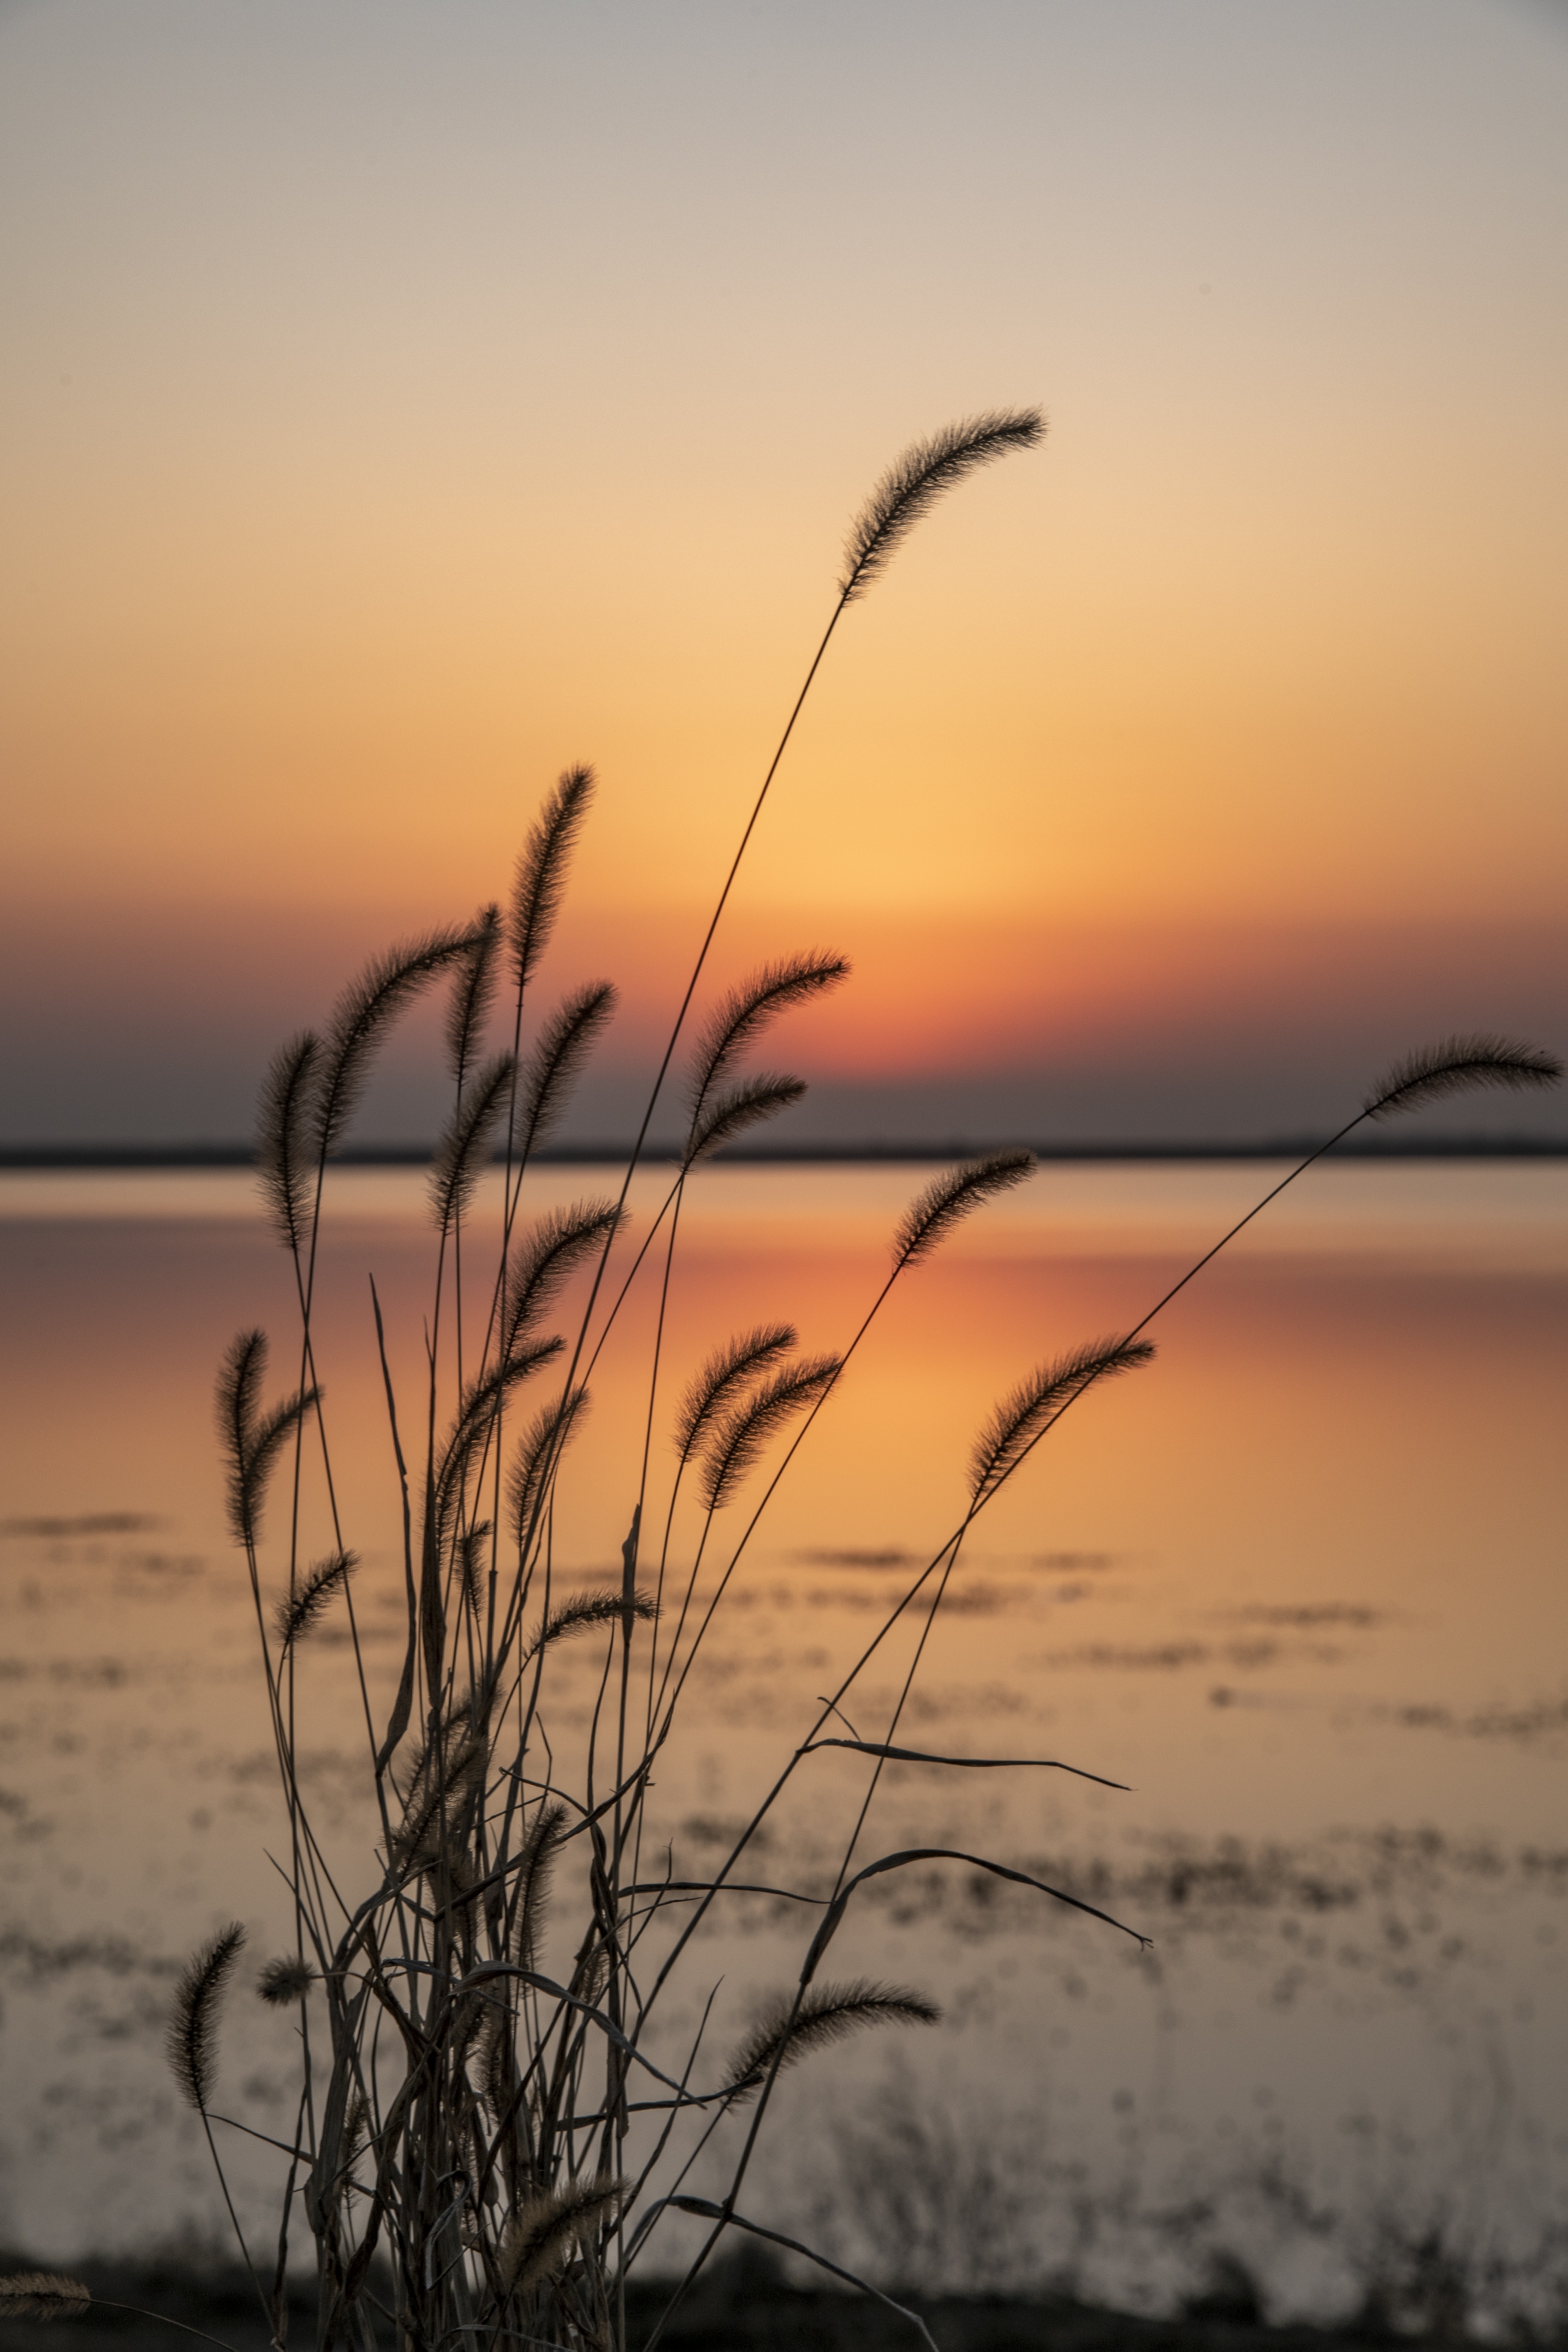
left=0, top=2253, right=1448, bottom=2352
left=2, top=1137, right=1564, bottom=1169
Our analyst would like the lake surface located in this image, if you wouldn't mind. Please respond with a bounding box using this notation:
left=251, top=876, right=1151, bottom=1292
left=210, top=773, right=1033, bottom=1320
left=0, top=1160, right=1563, bottom=2328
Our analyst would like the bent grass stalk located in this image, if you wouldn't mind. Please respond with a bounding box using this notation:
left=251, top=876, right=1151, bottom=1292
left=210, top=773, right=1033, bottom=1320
left=146, top=413, right=1562, bottom=2352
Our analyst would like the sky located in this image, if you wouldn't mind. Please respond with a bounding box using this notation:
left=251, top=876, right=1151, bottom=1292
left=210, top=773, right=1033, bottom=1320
left=2, top=0, right=1566, bottom=1148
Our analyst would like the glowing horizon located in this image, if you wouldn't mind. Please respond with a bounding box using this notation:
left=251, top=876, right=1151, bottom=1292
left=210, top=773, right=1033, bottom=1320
left=2, top=1, right=1566, bottom=1144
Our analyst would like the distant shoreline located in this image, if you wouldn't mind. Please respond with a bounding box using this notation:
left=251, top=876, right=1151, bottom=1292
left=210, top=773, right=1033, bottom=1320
left=2, top=1136, right=1563, bottom=1169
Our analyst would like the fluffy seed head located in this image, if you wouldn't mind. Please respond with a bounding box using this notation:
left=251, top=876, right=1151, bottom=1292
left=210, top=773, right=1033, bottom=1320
left=0, top=2274, right=93, bottom=2321
left=525, top=1587, right=658, bottom=1662
left=685, top=1074, right=806, bottom=1164
left=970, top=1338, right=1154, bottom=1504
left=311, top=926, right=480, bottom=1161
left=724, top=1978, right=939, bottom=2101
left=257, top=1955, right=316, bottom=2005
left=255, top=1032, right=320, bottom=1256
left=167, top=1923, right=247, bottom=2110
left=698, top=1355, right=841, bottom=1512
left=274, top=1549, right=357, bottom=1652
left=503, top=1198, right=623, bottom=1356
left=686, top=955, right=849, bottom=1133
left=513, top=983, right=617, bottom=1165
left=1364, top=1033, right=1562, bottom=1121
left=674, top=1323, right=797, bottom=1464
left=893, top=1152, right=1035, bottom=1272
left=840, top=409, right=1044, bottom=602
left=499, top=2176, right=625, bottom=2296
left=510, top=767, right=595, bottom=997
left=507, top=1385, right=591, bottom=1555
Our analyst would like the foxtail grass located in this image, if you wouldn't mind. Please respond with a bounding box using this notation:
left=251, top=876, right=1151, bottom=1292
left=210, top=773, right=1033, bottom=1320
left=147, top=412, right=1560, bottom=2352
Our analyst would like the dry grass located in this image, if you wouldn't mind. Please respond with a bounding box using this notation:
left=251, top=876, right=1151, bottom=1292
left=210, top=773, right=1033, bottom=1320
left=138, top=415, right=1559, bottom=2352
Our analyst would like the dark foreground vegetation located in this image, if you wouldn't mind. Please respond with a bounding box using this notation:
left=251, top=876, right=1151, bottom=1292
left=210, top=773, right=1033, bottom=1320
left=8, top=417, right=1556, bottom=2352
left=0, top=2247, right=1522, bottom=2352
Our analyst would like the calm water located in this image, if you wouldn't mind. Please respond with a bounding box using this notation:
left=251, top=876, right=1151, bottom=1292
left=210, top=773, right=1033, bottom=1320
left=0, top=1160, right=1563, bottom=2324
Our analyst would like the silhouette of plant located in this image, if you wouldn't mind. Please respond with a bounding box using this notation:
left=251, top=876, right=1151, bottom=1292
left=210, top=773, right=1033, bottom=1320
left=132, top=412, right=1559, bottom=2352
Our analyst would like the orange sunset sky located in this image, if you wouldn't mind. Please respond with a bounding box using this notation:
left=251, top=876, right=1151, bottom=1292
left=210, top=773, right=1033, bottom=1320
left=2, top=0, right=1566, bottom=1148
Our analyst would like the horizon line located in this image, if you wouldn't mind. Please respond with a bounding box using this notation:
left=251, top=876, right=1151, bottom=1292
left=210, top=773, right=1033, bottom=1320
left=2, top=1134, right=1564, bottom=1170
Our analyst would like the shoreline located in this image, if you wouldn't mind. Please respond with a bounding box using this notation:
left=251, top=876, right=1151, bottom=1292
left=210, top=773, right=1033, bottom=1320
left=2, top=1137, right=1564, bottom=1170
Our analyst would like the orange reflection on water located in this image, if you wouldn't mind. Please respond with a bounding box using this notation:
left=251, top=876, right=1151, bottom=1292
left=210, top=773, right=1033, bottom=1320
left=1, top=1159, right=1561, bottom=1836
left=1, top=1158, right=1565, bottom=2263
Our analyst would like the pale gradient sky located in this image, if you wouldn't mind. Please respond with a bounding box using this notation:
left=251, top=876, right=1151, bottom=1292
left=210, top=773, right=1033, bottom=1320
left=2, top=0, right=1565, bottom=1144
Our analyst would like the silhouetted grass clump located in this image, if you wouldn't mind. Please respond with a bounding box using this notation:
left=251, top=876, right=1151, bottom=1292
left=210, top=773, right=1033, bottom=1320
left=12, top=412, right=1549, bottom=2352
